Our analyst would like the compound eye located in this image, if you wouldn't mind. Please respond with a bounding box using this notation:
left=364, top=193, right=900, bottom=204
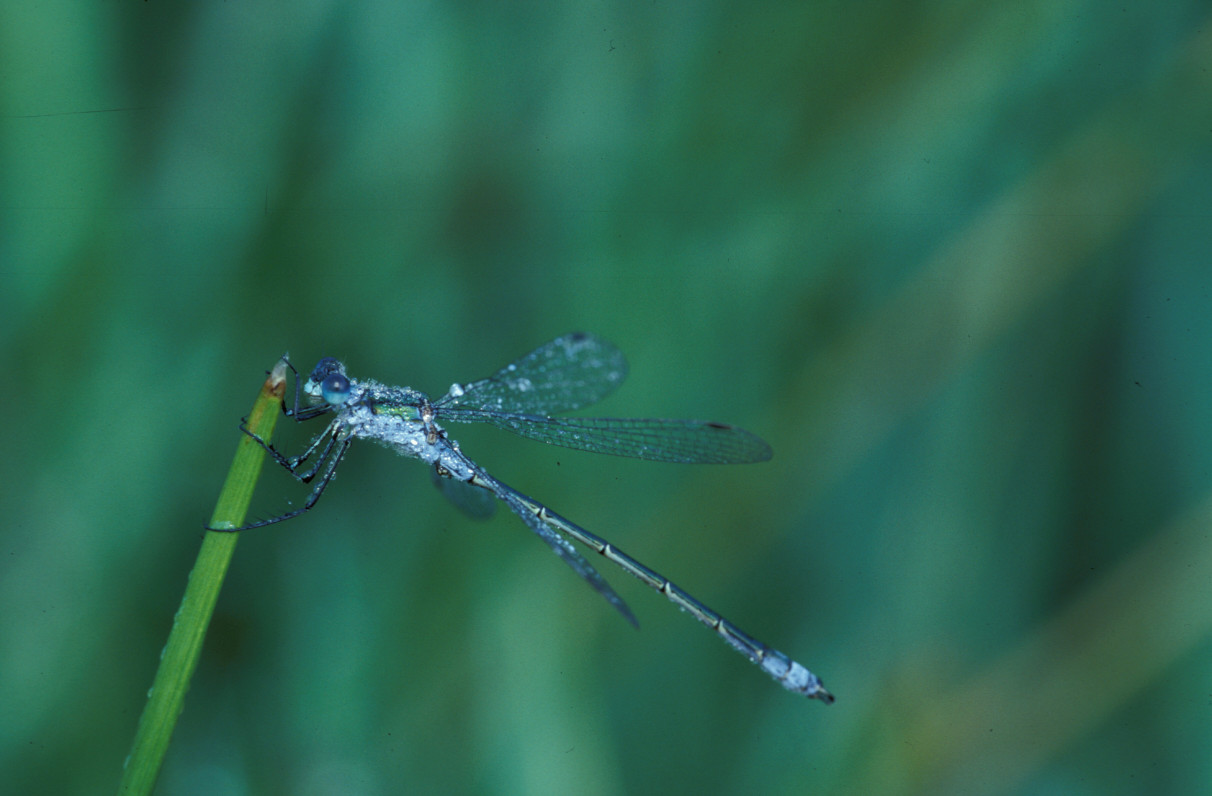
left=321, top=373, right=351, bottom=405
left=308, top=357, right=343, bottom=382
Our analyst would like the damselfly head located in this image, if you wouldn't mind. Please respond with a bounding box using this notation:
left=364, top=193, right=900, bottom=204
left=304, top=358, right=351, bottom=405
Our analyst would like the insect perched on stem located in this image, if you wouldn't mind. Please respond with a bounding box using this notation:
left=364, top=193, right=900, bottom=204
left=212, top=333, right=833, bottom=703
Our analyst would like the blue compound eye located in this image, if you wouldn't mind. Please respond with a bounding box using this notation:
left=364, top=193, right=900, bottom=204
left=321, top=372, right=351, bottom=405
left=308, top=357, right=343, bottom=382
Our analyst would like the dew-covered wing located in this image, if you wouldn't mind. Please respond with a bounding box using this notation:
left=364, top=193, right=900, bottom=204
left=434, top=332, right=628, bottom=417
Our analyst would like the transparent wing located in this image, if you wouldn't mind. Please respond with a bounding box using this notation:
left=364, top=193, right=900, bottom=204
left=431, top=464, right=497, bottom=519
left=433, top=332, right=628, bottom=416
left=441, top=412, right=772, bottom=464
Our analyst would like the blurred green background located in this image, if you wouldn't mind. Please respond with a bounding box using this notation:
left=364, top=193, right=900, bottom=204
left=3, top=2, right=1211, bottom=794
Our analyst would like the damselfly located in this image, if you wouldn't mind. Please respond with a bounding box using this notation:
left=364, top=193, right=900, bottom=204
left=212, top=333, right=832, bottom=702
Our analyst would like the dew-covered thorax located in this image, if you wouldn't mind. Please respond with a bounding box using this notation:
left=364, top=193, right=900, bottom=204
left=334, top=379, right=443, bottom=466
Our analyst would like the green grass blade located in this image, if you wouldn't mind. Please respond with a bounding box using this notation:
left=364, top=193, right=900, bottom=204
left=117, top=360, right=288, bottom=796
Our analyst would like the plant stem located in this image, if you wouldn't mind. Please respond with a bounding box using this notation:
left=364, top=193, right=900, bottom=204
left=117, top=359, right=288, bottom=796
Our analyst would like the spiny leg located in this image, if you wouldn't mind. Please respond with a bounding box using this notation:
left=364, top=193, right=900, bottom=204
left=238, top=416, right=340, bottom=481
left=208, top=432, right=355, bottom=532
